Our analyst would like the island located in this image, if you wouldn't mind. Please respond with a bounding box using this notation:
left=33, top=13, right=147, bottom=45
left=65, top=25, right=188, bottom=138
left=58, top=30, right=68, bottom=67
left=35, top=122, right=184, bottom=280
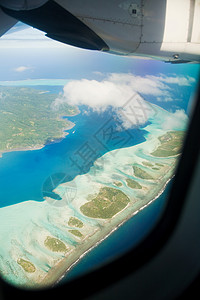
left=151, top=131, right=184, bottom=157
left=17, top=259, right=36, bottom=273
left=68, top=217, right=84, bottom=228
left=0, top=86, right=78, bottom=154
left=132, top=166, right=154, bottom=180
left=126, top=178, right=142, bottom=189
left=80, top=187, right=130, bottom=219
left=44, top=236, right=68, bottom=253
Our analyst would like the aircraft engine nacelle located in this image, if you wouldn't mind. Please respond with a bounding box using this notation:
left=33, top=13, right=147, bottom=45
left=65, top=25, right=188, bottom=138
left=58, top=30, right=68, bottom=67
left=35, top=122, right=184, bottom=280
left=55, top=0, right=200, bottom=63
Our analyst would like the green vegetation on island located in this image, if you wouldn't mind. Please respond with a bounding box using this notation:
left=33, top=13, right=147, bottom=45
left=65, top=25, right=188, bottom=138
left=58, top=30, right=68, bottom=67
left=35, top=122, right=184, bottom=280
left=142, top=161, right=153, bottom=167
left=0, top=86, right=79, bottom=152
left=155, top=163, right=164, bottom=167
left=80, top=187, right=130, bottom=219
left=68, top=217, right=83, bottom=228
left=114, top=181, right=123, bottom=187
left=151, top=131, right=184, bottom=157
left=68, top=229, right=83, bottom=238
left=133, top=165, right=154, bottom=180
left=126, top=178, right=142, bottom=189
left=17, top=258, right=36, bottom=273
left=44, top=236, right=67, bottom=252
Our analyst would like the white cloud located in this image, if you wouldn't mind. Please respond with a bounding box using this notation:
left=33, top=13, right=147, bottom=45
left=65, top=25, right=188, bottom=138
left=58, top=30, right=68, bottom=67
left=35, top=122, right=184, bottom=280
left=108, top=73, right=170, bottom=97
left=14, top=66, right=33, bottom=72
left=117, top=93, right=155, bottom=129
left=51, top=73, right=192, bottom=128
left=52, top=72, right=195, bottom=108
left=156, top=75, right=196, bottom=86
left=51, top=73, right=164, bottom=128
left=52, top=78, right=153, bottom=129
left=162, top=109, right=189, bottom=130
left=51, top=73, right=168, bottom=112
left=156, top=96, right=173, bottom=102
left=59, top=78, right=134, bottom=110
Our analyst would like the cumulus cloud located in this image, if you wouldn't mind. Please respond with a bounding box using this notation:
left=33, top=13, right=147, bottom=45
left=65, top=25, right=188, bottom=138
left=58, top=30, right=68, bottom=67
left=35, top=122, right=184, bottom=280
left=14, top=66, right=33, bottom=72
left=51, top=73, right=192, bottom=128
left=117, top=93, right=155, bottom=129
left=57, top=78, right=135, bottom=110
left=52, top=73, right=171, bottom=110
left=108, top=73, right=170, bottom=97
left=156, top=75, right=196, bottom=86
left=162, top=109, right=189, bottom=130
left=51, top=77, right=156, bottom=127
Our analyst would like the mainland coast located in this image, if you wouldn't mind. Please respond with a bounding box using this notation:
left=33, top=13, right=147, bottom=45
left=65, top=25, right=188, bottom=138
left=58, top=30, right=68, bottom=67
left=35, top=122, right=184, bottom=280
left=0, top=121, right=75, bottom=158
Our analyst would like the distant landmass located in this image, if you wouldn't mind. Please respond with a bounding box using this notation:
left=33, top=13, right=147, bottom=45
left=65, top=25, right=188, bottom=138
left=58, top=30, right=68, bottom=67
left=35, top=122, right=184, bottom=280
left=0, top=86, right=78, bottom=154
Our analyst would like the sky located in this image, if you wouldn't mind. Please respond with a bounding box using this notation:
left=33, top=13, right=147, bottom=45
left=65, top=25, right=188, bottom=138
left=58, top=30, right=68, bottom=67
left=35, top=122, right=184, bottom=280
left=0, top=22, right=199, bottom=80
left=0, top=22, right=199, bottom=119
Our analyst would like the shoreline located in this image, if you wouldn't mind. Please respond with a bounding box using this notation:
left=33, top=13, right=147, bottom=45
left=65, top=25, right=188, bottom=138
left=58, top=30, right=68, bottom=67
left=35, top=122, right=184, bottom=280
left=0, top=121, right=75, bottom=158
left=40, top=172, right=174, bottom=288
